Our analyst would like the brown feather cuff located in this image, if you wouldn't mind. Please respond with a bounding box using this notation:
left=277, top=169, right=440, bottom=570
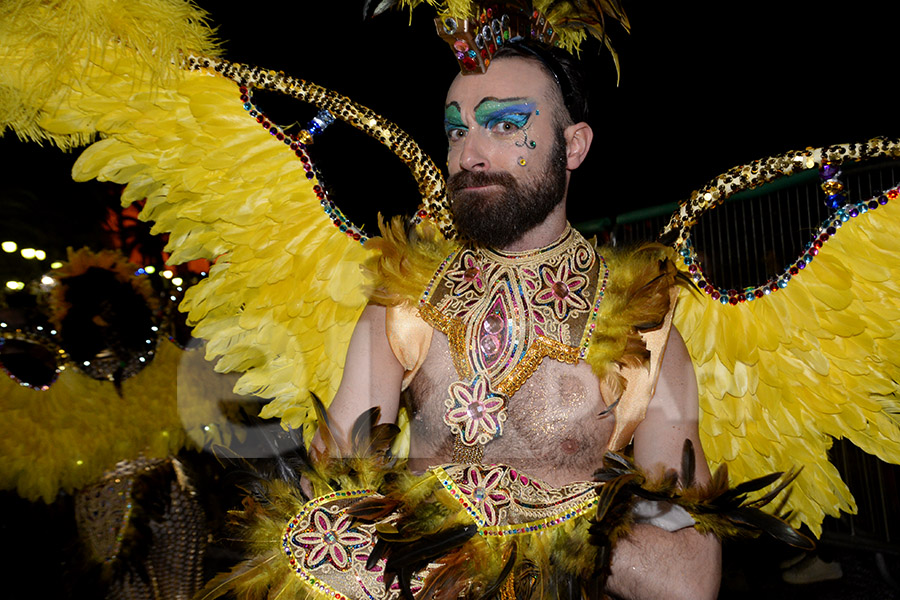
left=591, top=440, right=816, bottom=562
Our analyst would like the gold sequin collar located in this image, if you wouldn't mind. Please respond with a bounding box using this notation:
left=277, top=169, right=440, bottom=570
left=418, top=225, right=610, bottom=463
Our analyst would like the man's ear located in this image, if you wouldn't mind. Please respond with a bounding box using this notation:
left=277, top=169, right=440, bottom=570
left=564, top=122, right=593, bottom=170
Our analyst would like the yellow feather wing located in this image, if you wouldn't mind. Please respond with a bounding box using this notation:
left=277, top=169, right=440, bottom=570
left=670, top=145, right=900, bottom=538
left=1, top=0, right=383, bottom=440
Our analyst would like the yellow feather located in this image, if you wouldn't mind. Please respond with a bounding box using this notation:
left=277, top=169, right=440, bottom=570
left=1, top=0, right=383, bottom=442
left=677, top=195, right=900, bottom=536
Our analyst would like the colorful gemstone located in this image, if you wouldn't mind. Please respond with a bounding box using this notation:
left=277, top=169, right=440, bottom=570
left=483, top=314, right=504, bottom=335
left=479, top=334, right=499, bottom=356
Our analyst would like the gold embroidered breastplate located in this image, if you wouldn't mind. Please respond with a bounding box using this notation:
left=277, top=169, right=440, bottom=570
left=418, top=225, right=609, bottom=463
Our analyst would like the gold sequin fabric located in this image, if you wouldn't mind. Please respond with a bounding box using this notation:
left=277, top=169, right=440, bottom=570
left=437, top=464, right=598, bottom=530
left=418, top=225, right=609, bottom=457
left=75, top=461, right=150, bottom=564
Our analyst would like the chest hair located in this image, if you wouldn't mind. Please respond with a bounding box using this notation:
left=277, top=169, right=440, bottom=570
left=405, top=332, right=615, bottom=487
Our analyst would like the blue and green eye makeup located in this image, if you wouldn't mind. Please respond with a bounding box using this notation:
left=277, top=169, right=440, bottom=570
left=474, top=98, right=537, bottom=132
left=444, top=103, right=467, bottom=138
left=444, top=98, right=540, bottom=148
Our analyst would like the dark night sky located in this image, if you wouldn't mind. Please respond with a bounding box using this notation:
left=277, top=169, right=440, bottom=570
left=2, top=1, right=898, bottom=272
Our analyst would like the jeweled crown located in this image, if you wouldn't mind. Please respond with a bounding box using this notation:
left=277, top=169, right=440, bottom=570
left=435, top=6, right=557, bottom=75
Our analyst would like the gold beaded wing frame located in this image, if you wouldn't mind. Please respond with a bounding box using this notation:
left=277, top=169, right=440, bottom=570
left=182, top=54, right=453, bottom=238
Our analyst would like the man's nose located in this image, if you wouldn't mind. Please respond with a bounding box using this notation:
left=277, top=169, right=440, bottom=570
left=457, top=131, right=491, bottom=172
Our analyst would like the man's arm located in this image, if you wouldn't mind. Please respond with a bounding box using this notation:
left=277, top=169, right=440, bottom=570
left=313, top=304, right=405, bottom=451
left=605, top=326, right=722, bottom=600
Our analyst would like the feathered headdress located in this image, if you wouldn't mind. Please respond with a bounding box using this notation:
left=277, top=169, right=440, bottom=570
left=365, top=1, right=630, bottom=81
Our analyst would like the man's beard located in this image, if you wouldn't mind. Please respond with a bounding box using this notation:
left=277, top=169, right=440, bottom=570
left=448, top=131, right=568, bottom=249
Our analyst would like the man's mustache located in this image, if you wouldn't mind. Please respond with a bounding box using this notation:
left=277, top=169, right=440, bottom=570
left=448, top=170, right=517, bottom=194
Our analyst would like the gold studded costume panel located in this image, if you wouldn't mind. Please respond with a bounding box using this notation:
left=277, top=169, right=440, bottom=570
left=417, top=226, right=609, bottom=462
left=374, top=219, right=680, bottom=462
left=276, top=464, right=602, bottom=600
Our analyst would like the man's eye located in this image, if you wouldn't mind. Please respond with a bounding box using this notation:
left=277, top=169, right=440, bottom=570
left=488, top=113, right=530, bottom=134
left=447, top=128, right=467, bottom=141
left=491, top=121, right=519, bottom=133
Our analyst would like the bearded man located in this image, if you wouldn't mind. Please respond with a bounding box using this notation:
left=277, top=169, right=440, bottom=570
left=322, top=43, right=721, bottom=600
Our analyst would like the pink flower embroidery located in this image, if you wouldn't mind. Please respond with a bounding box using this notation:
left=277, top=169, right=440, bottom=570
left=534, top=260, right=588, bottom=319
left=444, top=376, right=507, bottom=446
left=292, top=509, right=371, bottom=571
left=456, top=466, right=511, bottom=526
left=446, top=251, right=485, bottom=295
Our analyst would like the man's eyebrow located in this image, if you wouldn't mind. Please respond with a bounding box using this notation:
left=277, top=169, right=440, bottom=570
left=444, top=101, right=461, bottom=111
left=474, top=96, right=531, bottom=111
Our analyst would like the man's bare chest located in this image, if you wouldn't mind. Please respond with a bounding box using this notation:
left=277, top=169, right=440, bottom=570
left=405, top=332, right=615, bottom=486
